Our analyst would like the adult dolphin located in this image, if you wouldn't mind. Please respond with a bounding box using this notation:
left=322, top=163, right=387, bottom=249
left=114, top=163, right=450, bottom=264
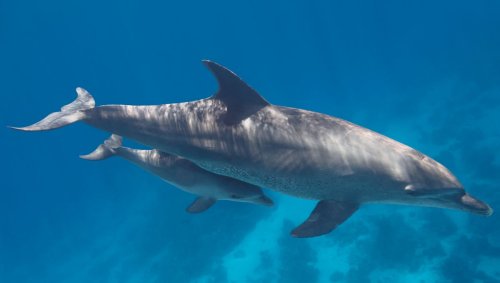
left=80, top=134, right=273, bottom=212
left=12, top=60, right=493, bottom=237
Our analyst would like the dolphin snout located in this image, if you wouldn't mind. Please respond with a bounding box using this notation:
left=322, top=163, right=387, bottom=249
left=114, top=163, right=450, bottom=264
left=460, top=194, right=493, bottom=216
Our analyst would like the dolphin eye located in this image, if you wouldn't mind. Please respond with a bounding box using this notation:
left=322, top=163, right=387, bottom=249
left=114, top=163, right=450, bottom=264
left=230, top=194, right=243, bottom=199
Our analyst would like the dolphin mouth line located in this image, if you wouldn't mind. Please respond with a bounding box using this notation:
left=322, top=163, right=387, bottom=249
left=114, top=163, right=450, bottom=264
left=469, top=205, right=494, bottom=216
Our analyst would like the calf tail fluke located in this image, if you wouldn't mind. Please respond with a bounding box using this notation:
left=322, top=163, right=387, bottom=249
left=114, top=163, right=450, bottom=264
left=80, top=134, right=122, bottom=161
left=10, top=87, right=95, bottom=131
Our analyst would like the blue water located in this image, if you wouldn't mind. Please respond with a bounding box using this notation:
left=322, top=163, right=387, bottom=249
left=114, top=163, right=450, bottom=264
left=2, top=1, right=500, bottom=282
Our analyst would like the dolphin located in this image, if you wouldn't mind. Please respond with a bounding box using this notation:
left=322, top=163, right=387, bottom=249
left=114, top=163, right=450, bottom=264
left=12, top=60, right=493, bottom=237
left=80, top=134, right=273, bottom=212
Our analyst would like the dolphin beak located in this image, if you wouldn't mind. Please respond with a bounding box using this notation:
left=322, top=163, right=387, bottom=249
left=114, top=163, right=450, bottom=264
left=460, top=194, right=493, bottom=216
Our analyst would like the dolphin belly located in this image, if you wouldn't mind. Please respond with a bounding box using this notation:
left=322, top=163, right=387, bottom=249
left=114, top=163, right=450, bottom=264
left=194, top=151, right=405, bottom=202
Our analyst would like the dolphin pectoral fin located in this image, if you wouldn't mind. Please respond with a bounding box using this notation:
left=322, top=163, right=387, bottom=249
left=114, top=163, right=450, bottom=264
left=186, top=197, right=217, bottom=213
left=291, top=200, right=359, bottom=238
left=202, top=60, right=270, bottom=123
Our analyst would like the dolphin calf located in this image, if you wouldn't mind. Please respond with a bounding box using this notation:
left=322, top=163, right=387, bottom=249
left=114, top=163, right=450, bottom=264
left=13, top=60, right=493, bottom=237
left=80, top=134, right=273, bottom=212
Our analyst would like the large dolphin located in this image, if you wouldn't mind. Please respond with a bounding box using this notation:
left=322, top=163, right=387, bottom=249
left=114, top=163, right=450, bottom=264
left=13, top=60, right=493, bottom=237
left=80, top=134, right=273, bottom=212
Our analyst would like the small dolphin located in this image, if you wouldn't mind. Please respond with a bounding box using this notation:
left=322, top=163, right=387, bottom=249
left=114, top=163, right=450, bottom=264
left=80, top=134, right=273, bottom=213
left=12, top=60, right=493, bottom=237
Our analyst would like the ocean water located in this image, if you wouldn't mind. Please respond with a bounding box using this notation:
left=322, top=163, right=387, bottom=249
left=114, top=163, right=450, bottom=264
left=1, top=0, right=500, bottom=282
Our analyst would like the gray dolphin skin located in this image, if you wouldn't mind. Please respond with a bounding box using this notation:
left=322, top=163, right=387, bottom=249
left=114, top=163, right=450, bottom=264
left=80, top=134, right=273, bottom=213
left=13, top=60, right=493, bottom=237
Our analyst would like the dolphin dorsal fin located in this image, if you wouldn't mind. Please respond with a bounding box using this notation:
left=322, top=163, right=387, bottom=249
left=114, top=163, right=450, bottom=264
left=203, top=60, right=269, bottom=123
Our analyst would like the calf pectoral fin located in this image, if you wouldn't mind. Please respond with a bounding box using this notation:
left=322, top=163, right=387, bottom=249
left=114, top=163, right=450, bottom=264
left=186, top=197, right=217, bottom=213
left=291, top=200, right=359, bottom=238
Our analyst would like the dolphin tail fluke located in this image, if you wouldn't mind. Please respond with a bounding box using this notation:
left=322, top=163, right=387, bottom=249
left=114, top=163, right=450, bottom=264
left=80, top=134, right=123, bottom=161
left=9, top=87, right=95, bottom=131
